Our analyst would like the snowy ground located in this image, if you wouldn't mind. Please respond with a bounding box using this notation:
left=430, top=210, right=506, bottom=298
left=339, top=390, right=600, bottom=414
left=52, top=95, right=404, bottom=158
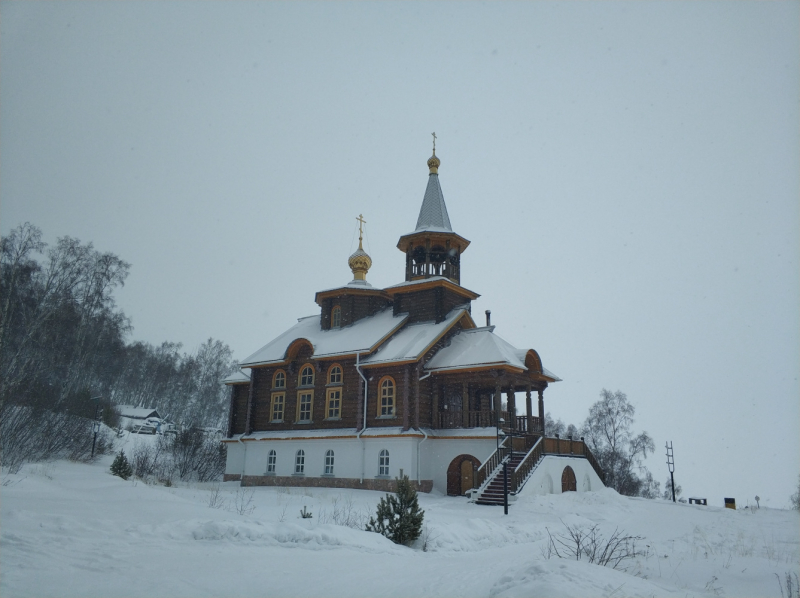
left=2, top=448, right=798, bottom=597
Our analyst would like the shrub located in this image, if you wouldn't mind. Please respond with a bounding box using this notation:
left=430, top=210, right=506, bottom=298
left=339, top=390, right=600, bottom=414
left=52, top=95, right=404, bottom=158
left=110, top=450, right=133, bottom=480
left=365, top=474, right=424, bottom=546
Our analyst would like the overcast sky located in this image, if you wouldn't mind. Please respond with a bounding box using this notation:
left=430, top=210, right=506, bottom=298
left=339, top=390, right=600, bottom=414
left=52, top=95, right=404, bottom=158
left=2, top=1, right=798, bottom=507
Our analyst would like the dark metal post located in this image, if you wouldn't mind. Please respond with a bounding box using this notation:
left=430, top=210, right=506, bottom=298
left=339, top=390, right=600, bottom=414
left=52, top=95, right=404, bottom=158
left=89, top=395, right=102, bottom=459
left=503, top=461, right=508, bottom=515
left=666, top=441, right=675, bottom=502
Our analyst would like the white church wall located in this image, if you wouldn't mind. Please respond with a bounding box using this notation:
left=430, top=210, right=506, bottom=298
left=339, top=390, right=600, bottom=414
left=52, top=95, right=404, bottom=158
left=423, top=437, right=496, bottom=494
left=519, top=455, right=605, bottom=496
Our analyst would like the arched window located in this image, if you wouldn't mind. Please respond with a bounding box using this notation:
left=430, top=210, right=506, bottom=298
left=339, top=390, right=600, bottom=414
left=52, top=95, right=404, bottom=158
left=378, top=449, right=390, bottom=476
left=299, top=365, right=314, bottom=386
left=378, top=377, right=395, bottom=416
left=331, top=306, right=341, bottom=328
left=295, top=450, right=305, bottom=474
left=273, top=370, right=286, bottom=389
left=324, top=450, right=334, bottom=475
left=267, top=450, right=277, bottom=474
left=328, top=364, right=342, bottom=385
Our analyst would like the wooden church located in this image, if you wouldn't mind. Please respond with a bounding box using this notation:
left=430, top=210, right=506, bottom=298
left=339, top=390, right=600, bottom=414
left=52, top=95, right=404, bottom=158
left=222, top=145, right=604, bottom=502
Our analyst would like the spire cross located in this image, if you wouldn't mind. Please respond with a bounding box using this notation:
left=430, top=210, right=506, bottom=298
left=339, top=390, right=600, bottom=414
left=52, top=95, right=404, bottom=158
left=356, top=214, right=366, bottom=248
left=432, top=132, right=437, bottom=154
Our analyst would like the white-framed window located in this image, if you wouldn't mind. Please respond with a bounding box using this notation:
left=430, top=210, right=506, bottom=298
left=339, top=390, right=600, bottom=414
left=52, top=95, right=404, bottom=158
left=295, top=449, right=305, bottom=474
left=324, top=450, right=334, bottom=475
left=378, top=449, right=389, bottom=476
left=267, top=449, right=277, bottom=474
left=299, top=365, right=314, bottom=386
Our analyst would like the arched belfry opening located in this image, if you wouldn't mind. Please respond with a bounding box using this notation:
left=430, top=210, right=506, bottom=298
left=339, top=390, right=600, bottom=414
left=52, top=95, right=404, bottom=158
left=397, top=145, right=470, bottom=285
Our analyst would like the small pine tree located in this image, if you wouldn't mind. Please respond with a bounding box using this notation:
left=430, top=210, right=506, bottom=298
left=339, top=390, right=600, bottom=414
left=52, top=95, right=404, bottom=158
left=110, top=450, right=133, bottom=480
left=365, top=474, right=424, bottom=546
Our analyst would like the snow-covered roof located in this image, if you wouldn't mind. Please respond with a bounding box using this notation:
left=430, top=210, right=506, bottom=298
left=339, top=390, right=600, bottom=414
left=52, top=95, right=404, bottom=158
left=415, top=173, right=452, bottom=231
left=316, top=279, right=377, bottom=295
left=384, top=276, right=449, bottom=290
left=361, top=308, right=469, bottom=367
left=423, top=328, right=528, bottom=373
left=239, top=308, right=408, bottom=367
left=116, top=405, right=160, bottom=419
left=383, top=277, right=479, bottom=299
left=222, top=370, right=250, bottom=384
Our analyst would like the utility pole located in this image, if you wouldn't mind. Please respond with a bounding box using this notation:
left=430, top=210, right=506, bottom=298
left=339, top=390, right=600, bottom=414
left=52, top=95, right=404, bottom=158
left=665, top=441, right=676, bottom=502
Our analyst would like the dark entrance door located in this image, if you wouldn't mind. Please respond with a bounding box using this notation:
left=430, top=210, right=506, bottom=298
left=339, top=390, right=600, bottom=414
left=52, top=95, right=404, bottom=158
left=460, top=459, right=474, bottom=495
left=561, top=466, right=576, bottom=492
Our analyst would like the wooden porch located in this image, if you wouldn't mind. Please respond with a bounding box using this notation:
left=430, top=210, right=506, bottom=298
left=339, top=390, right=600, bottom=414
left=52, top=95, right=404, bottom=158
left=437, top=411, right=542, bottom=432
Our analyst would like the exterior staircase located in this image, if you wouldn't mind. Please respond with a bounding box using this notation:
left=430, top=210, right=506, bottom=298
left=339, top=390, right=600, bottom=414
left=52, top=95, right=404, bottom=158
left=475, top=443, right=543, bottom=505
left=473, top=434, right=606, bottom=508
left=475, top=450, right=540, bottom=505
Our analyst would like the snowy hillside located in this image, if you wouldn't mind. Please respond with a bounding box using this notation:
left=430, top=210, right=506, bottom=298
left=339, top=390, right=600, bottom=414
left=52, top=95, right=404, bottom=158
left=2, top=452, right=798, bottom=598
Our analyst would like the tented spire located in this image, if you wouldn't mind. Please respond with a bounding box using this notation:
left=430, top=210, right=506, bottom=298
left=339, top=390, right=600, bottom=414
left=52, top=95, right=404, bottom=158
left=415, top=152, right=452, bottom=232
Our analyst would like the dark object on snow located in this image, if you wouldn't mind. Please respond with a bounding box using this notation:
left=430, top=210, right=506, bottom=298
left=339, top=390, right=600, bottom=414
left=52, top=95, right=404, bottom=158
left=688, top=497, right=707, bottom=505
left=724, top=497, right=736, bottom=509
left=110, top=450, right=133, bottom=480
left=365, top=474, right=424, bottom=546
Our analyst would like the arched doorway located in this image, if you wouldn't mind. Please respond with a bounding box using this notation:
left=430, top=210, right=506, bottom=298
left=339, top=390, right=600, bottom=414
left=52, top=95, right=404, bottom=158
left=561, top=465, right=576, bottom=492
left=446, top=454, right=480, bottom=496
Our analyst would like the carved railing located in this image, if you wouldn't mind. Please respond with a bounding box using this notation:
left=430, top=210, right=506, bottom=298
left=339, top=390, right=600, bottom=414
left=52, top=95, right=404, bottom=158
left=513, top=416, right=542, bottom=433
left=510, top=436, right=543, bottom=494
left=473, top=437, right=509, bottom=491
left=438, top=410, right=512, bottom=429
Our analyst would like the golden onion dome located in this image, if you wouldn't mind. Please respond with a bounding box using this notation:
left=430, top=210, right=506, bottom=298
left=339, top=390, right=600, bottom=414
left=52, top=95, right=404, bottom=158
left=427, top=151, right=440, bottom=174
left=348, top=245, right=372, bottom=281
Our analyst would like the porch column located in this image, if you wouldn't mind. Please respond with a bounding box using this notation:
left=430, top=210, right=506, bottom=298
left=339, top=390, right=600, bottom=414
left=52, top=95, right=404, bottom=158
left=494, top=383, right=502, bottom=426
left=507, top=389, right=516, bottom=430
left=402, top=365, right=410, bottom=431
left=525, top=386, right=533, bottom=435
left=538, top=389, right=545, bottom=434
left=462, top=382, right=469, bottom=428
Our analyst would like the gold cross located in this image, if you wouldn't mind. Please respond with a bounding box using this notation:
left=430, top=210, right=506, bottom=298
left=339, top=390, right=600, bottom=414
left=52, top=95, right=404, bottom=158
left=356, top=214, right=366, bottom=242
left=432, top=132, right=437, bottom=153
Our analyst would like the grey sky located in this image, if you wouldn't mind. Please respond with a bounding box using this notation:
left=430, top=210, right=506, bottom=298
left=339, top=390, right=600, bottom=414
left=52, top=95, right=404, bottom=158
left=2, top=1, right=798, bottom=506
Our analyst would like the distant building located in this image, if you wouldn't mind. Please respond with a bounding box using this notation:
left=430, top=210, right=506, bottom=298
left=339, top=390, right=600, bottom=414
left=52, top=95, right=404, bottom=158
left=116, top=405, right=161, bottom=421
left=223, top=147, right=604, bottom=502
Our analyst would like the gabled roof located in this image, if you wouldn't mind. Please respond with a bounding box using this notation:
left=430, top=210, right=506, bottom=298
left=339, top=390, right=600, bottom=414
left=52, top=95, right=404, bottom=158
left=360, top=307, right=474, bottom=367
left=423, top=327, right=561, bottom=381
left=415, top=173, right=452, bottom=232
left=222, top=370, right=250, bottom=385
left=239, top=308, right=408, bottom=367
left=116, top=405, right=161, bottom=419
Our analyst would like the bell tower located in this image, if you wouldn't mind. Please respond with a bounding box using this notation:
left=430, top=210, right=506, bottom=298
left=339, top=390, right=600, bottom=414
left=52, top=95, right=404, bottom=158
left=397, top=137, right=470, bottom=285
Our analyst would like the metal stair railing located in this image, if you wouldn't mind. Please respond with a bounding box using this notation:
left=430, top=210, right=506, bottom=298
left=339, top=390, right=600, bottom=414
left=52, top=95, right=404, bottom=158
left=473, top=436, right=510, bottom=493
left=510, top=436, right=543, bottom=494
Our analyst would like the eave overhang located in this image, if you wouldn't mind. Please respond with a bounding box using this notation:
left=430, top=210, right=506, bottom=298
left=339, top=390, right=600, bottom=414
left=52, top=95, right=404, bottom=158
left=383, top=277, right=480, bottom=301
left=396, top=230, right=471, bottom=254
left=314, top=285, right=391, bottom=306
